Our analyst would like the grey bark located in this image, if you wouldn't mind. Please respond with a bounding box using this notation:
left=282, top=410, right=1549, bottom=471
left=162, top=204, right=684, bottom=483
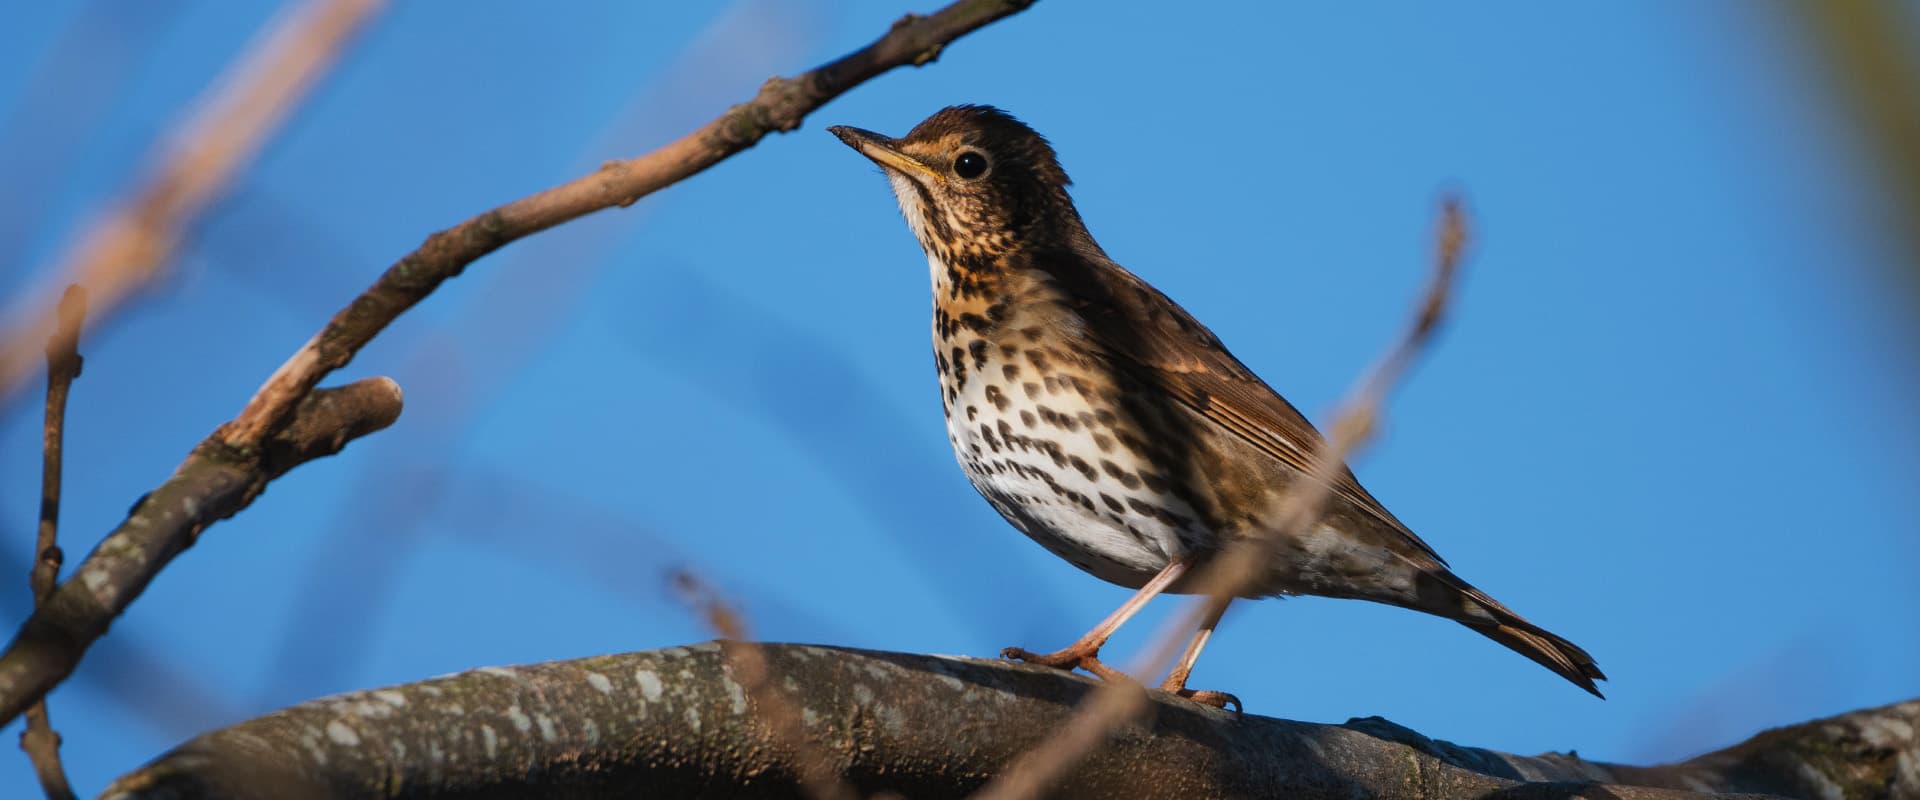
left=0, top=377, right=403, bottom=729
left=102, top=642, right=1918, bottom=799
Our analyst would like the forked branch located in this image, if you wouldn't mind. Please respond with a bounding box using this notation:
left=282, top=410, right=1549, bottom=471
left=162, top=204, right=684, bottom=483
left=0, top=0, right=1036, bottom=731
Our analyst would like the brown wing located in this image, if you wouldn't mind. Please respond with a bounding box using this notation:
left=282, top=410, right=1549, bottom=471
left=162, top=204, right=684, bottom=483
left=1038, top=248, right=1448, bottom=565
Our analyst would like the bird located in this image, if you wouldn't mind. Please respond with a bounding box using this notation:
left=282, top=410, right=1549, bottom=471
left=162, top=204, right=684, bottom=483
left=827, top=105, right=1604, bottom=708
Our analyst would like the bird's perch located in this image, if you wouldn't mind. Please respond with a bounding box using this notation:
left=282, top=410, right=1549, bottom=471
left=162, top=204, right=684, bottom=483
left=103, top=642, right=1916, bottom=799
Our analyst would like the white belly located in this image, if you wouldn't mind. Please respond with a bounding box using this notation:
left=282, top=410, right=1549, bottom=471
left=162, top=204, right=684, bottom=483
left=939, top=338, right=1192, bottom=588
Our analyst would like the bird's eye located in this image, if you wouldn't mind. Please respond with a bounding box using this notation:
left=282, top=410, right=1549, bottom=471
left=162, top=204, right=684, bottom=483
left=953, top=151, right=989, bottom=180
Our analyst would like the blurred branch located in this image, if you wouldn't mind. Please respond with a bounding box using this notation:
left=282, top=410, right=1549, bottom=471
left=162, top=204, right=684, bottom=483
left=0, top=0, right=385, bottom=405
left=673, top=572, right=862, bottom=800
left=20, top=286, right=85, bottom=800
left=0, top=377, right=403, bottom=728
left=981, top=197, right=1472, bottom=799
left=1795, top=1, right=1920, bottom=279
left=100, top=642, right=1916, bottom=799
left=213, top=0, right=1038, bottom=452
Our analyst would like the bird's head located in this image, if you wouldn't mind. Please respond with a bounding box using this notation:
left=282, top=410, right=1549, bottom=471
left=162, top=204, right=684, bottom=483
left=830, top=105, right=1086, bottom=261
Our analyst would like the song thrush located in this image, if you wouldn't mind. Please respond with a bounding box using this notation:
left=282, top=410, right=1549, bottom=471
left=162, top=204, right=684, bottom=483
left=829, top=105, right=1604, bottom=707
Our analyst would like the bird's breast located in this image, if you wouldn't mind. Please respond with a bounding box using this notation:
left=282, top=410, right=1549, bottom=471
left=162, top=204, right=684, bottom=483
left=928, top=273, right=1213, bottom=588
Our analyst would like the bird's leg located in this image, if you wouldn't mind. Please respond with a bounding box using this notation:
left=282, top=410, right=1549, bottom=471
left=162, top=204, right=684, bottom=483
left=1003, top=559, right=1188, bottom=682
left=1158, top=599, right=1241, bottom=711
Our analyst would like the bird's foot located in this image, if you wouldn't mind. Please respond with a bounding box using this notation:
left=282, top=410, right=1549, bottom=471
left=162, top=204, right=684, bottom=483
left=1158, top=668, right=1241, bottom=712
left=1164, top=687, right=1241, bottom=712
left=1000, top=644, right=1128, bottom=682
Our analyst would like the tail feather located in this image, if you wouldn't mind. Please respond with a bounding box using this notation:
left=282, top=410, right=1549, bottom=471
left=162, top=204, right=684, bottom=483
left=1411, top=568, right=1607, bottom=698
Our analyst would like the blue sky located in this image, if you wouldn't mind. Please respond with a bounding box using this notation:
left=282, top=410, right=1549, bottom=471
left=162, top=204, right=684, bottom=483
left=2, top=2, right=1917, bottom=793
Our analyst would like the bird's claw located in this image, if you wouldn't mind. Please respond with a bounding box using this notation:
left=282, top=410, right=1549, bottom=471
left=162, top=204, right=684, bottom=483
left=1166, top=687, right=1242, bottom=712
left=1000, top=645, right=1128, bottom=682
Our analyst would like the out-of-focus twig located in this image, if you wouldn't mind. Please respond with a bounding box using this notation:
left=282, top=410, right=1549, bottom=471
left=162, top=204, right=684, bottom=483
left=0, top=0, right=385, bottom=407
left=0, top=0, right=1035, bottom=733
left=19, top=286, right=85, bottom=800
left=978, top=198, right=1471, bottom=800
left=1795, top=1, right=1920, bottom=282
left=672, top=570, right=865, bottom=800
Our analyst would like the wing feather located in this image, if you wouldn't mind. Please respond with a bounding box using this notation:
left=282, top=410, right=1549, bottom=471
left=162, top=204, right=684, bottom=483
left=1037, top=249, right=1448, bottom=565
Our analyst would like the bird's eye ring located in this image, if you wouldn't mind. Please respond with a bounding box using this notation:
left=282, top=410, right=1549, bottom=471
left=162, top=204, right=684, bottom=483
left=953, top=151, right=989, bottom=180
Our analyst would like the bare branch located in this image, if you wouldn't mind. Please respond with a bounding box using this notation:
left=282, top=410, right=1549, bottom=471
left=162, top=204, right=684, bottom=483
left=101, top=643, right=1910, bottom=799
left=0, top=0, right=1035, bottom=733
left=214, top=0, right=1038, bottom=452
left=0, top=377, right=403, bottom=728
left=981, top=197, right=1473, bottom=799
left=20, top=286, right=85, bottom=800
left=0, top=0, right=385, bottom=404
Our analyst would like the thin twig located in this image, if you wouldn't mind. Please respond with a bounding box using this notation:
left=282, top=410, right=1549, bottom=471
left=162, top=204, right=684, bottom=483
left=20, top=286, right=85, bottom=800
left=0, top=0, right=385, bottom=406
left=978, top=197, right=1472, bottom=800
left=0, top=0, right=1036, bottom=732
left=213, top=0, right=1037, bottom=452
left=673, top=571, right=866, bottom=800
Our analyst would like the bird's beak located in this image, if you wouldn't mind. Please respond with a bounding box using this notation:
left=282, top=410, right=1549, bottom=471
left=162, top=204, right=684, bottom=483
left=828, top=125, right=945, bottom=184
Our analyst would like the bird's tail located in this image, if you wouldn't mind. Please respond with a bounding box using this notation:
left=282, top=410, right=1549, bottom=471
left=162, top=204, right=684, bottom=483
left=1407, top=567, right=1608, bottom=698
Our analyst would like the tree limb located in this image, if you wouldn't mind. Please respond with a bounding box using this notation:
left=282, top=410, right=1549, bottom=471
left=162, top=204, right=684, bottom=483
left=0, top=377, right=403, bottom=728
left=101, top=643, right=1914, bottom=799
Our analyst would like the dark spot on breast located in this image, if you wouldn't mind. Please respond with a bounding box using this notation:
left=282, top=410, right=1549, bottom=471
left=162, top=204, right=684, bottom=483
left=1042, top=376, right=1062, bottom=395
left=1002, top=363, right=1021, bottom=380
left=1101, top=460, right=1142, bottom=489
left=1020, top=410, right=1036, bottom=427
left=1027, top=349, right=1051, bottom=371
left=984, top=384, right=1009, bottom=411
left=1022, top=382, right=1041, bottom=399
left=1039, top=440, right=1068, bottom=468
left=1095, top=409, right=1118, bottom=426
left=969, top=339, right=989, bottom=368
left=1093, top=433, right=1114, bottom=452
left=1101, top=493, right=1126, bottom=513
left=1126, top=497, right=1159, bottom=518
left=997, top=419, right=1023, bottom=451
left=986, top=302, right=1009, bottom=322
left=1140, top=471, right=1169, bottom=493
left=980, top=423, right=1001, bottom=453
left=966, top=405, right=978, bottom=421
left=1069, top=455, right=1096, bottom=481
left=960, top=313, right=991, bottom=334
left=1021, top=327, right=1043, bottom=342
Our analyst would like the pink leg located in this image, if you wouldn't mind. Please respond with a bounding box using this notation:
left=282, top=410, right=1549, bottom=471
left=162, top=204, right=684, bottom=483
left=1158, top=599, right=1240, bottom=710
left=1003, top=559, right=1188, bottom=681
